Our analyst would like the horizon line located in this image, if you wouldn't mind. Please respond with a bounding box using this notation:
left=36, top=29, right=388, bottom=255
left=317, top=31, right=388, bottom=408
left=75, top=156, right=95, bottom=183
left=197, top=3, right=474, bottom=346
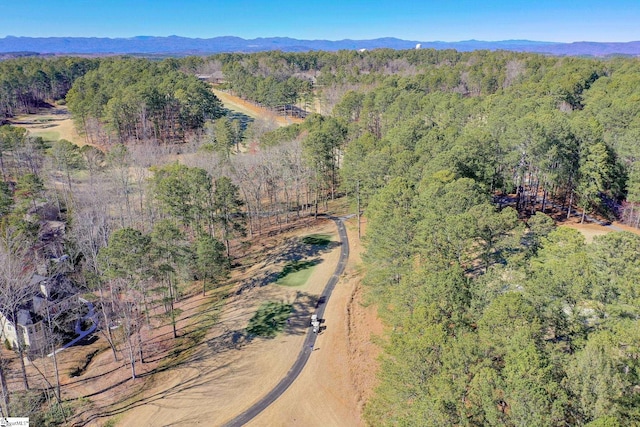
left=2, top=35, right=640, bottom=44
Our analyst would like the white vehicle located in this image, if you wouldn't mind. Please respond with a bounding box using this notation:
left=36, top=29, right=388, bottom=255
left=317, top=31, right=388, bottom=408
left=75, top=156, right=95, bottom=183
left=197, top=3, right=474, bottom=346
left=311, top=314, right=320, bottom=333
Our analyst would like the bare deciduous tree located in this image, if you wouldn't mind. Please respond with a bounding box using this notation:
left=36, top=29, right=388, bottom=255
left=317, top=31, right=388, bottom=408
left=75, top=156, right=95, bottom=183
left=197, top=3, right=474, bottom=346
left=0, top=228, right=38, bottom=396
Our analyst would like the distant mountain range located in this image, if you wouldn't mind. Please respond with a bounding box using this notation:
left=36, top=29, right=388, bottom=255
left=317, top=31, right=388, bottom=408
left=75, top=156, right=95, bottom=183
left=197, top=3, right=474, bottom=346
left=1, top=35, right=639, bottom=57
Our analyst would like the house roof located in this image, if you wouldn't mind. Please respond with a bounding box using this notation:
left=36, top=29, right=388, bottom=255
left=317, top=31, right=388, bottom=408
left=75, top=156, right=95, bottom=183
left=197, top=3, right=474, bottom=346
left=17, top=309, right=33, bottom=326
left=29, top=274, right=47, bottom=288
left=1, top=274, right=75, bottom=326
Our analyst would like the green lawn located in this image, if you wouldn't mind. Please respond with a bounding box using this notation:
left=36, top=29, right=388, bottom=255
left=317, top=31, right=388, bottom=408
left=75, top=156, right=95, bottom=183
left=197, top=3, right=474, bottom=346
left=246, top=301, right=293, bottom=337
left=301, top=234, right=332, bottom=246
left=31, top=130, right=60, bottom=141
left=276, top=259, right=320, bottom=287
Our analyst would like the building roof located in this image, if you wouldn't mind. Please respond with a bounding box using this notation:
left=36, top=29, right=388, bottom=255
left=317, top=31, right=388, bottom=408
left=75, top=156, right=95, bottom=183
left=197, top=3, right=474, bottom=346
left=17, top=309, right=33, bottom=326
left=29, top=274, right=48, bottom=288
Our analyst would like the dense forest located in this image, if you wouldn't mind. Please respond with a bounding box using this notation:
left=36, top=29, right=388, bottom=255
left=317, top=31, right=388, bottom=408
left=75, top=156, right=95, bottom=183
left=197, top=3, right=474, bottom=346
left=0, top=48, right=639, bottom=424
left=66, top=58, right=225, bottom=143
left=0, top=57, right=97, bottom=118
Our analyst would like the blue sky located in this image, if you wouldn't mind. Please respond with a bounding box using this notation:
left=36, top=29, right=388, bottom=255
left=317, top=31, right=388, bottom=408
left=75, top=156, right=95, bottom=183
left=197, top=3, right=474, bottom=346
left=1, top=0, right=639, bottom=42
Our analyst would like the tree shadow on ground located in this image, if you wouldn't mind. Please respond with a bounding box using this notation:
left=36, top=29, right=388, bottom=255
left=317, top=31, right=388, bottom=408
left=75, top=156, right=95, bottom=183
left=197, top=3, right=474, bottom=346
left=205, top=291, right=315, bottom=355
left=71, top=334, right=99, bottom=347
left=234, top=271, right=280, bottom=295
left=301, top=234, right=332, bottom=245
left=222, top=108, right=254, bottom=131
left=65, top=362, right=127, bottom=388
left=73, top=357, right=235, bottom=426
left=279, top=259, right=321, bottom=277
left=206, top=329, right=252, bottom=352
left=263, top=236, right=340, bottom=268
left=141, top=294, right=225, bottom=356
left=72, top=292, right=316, bottom=426
left=245, top=301, right=292, bottom=337
left=283, top=292, right=317, bottom=336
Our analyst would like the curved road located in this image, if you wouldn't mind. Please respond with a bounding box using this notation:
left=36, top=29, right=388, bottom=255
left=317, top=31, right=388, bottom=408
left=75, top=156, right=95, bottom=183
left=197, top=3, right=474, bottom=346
left=223, top=216, right=350, bottom=427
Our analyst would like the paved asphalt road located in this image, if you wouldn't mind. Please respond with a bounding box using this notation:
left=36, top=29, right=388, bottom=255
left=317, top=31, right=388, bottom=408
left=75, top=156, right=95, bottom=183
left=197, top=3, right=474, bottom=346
left=222, top=216, right=350, bottom=427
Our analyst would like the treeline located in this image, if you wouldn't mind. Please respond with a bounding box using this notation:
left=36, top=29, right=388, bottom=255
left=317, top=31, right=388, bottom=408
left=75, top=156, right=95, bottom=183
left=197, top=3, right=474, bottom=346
left=198, top=50, right=639, bottom=224
left=0, top=57, right=97, bottom=118
left=334, top=55, right=640, bottom=225
left=202, top=49, right=614, bottom=114
left=0, top=56, right=225, bottom=145
left=365, top=189, right=640, bottom=425
left=85, top=158, right=244, bottom=380
left=66, top=58, right=224, bottom=144
left=189, top=113, right=346, bottom=236
left=222, top=60, right=313, bottom=110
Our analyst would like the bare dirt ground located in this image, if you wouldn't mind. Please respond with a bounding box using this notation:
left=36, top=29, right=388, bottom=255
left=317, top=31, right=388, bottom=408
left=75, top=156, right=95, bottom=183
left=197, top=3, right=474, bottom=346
left=561, top=221, right=612, bottom=243
left=508, top=194, right=640, bottom=243
left=211, top=89, right=304, bottom=127
left=10, top=105, right=86, bottom=146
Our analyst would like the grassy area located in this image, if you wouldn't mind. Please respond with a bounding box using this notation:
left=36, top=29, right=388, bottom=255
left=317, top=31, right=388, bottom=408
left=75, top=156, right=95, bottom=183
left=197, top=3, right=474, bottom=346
left=31, top=130, right=60, bottom=141
left=276, top=259, right=319, bottom=287
left=302, top=234, right=332, bottom=246
left=11, top=106, right=86, bottom=146
left=246, top=301, right=293, bottom=337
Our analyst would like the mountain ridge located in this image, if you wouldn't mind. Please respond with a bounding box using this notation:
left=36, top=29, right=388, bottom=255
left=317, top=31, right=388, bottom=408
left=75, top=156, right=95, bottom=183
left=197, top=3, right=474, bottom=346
left=1, top=35, right=639, bottom=56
